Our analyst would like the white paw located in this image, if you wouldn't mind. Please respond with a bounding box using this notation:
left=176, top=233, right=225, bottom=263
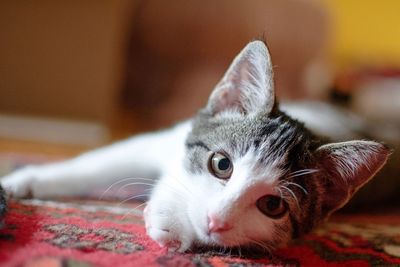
left=144, top=204, right=193, bottom=252
left=147, top=228, right=191, bottom=252
left=1, top=167, right=38, bottom=198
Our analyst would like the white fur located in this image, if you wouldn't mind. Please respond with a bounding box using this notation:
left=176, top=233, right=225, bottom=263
left=144, top=146, right=287, bottom=251
left=1, top=121, right=191, bottom=199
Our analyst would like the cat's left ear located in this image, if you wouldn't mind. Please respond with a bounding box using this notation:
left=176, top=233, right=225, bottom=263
left=316, top=141, right=391, bottom=217
left=207, top=40, right=275, bottom=115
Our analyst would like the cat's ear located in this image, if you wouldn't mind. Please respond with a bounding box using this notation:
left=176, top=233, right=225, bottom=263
left=316, top=141, right=390, bottom=216
left=207, top=40, right=275, bottom=115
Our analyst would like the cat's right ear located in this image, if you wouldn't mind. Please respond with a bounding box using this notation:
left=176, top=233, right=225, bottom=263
left=206, top=40, right=275, bottom=115
left=315, top=140, right=390, bottom=217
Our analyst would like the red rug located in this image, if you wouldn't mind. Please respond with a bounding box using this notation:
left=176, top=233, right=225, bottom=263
left=1, top=200, right=400, bottom=266
left=1, top=154, right=400, bottom=266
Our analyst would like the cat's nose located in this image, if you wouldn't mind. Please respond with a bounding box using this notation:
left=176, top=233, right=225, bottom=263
left=207, top=213, right=233, bottom=233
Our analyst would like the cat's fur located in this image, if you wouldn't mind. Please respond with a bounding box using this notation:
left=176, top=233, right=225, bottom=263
left=0, top=41, right=390, bottom=253
left=0, top=186, right=6, bottom=227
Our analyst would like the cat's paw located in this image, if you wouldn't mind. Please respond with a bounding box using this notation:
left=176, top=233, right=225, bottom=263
left=147, top=228, right=191, bottom=253
left=144, top=204, right=193, bottom=252
left=1, top=167, right=40, bottom=198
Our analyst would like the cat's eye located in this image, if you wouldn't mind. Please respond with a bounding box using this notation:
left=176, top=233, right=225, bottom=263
left=256, top=195, right=288, bottom=218
left=209, top=152, right=233, bottom=179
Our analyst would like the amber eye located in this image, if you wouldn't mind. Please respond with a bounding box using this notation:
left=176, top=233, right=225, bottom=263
left=209, top=152, right=233, bottom=179
left=256, top=195, right=288, bottom=218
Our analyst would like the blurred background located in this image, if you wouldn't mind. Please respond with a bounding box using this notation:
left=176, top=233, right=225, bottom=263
left=0, top=0, right=399, bottom=208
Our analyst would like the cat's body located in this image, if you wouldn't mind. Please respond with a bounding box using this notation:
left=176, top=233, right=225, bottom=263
left=1, top=41, right=390, bottom=253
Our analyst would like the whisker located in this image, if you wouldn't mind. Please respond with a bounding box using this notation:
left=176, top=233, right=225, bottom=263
left=280, top=185, right=299, bottom=207
left=121, top=202, right=148, bottom=220
left=99, top=177, right=156, bottom=200
left=133, top=202, right=148, bottom=211
left=284, top=182, right=308, bottom=195
left=245, top=237, right=272, bottom=255
left=118, top=194, right=151, bottom=206
left=275, top=187, right=284, bottom=199
left=290, top=168, right=318, bottom=175
left=287, top=169, right=319, bottom=179
left=115, top=182, right=155, bottom=195
left=120, top=178, right=189, bottom=201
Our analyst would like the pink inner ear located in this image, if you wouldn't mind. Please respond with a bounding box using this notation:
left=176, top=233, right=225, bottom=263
left=317, top=141, right=390, bottom=215
left=212, top=85, right=244, bottom=114
left=206, top=41, right=275, bottom=115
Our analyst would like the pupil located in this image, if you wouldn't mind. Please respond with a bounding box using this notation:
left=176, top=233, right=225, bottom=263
left=218, top=158, right=230, bottom=171
left=267, top=196, right=280, bottom=211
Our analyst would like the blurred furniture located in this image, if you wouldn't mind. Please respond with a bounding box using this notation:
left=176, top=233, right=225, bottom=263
left=123, top=0, right=329, bottom=127
left=0, top=0, right=329, bottom=139
left=0, top=1, right=136, bottom=122
left=0, top=1, right=135, bottom=144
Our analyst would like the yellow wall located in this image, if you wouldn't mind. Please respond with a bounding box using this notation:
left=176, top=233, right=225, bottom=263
left=324, top=0, right=400, bottom=68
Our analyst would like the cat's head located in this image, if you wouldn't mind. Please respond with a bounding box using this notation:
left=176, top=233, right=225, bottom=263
left=183, top=41, right=390, bottom=250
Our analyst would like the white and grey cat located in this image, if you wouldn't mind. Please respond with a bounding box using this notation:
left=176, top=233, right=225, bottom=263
left=0, top=41, right=390, bottom=253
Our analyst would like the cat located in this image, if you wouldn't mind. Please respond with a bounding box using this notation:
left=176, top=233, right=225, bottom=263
left=0, top=41, right=390, bottom=253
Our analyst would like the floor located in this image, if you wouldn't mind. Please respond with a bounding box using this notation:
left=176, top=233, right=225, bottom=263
left=0, top=109, right=144, bottom=158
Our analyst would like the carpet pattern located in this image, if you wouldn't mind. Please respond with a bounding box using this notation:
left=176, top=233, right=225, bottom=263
left=0, top=154, right=400, bottom=266
left=1, top=200, right=400, bottom=267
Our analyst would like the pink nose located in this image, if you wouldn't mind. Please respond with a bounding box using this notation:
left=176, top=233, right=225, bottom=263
left=207, top=213, right=233, bottom=233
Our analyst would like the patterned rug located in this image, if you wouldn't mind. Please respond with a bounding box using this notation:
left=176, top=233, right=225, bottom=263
left=1, top=153, right=400, bottom=267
